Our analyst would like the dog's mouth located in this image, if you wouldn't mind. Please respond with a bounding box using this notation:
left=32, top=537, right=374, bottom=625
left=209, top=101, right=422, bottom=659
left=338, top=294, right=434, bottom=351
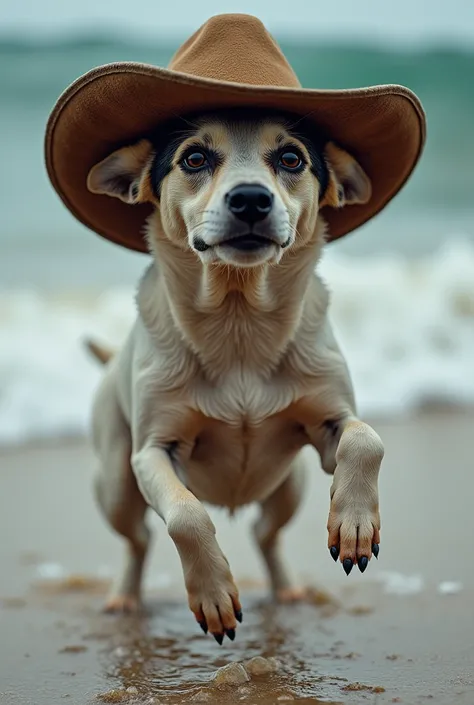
left=220, top=234, right=275, bottom=251
left=194, top=234, right=290, bottom=253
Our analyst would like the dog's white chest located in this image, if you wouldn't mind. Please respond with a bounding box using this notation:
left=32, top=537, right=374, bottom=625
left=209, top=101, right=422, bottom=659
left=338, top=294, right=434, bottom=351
left=174, top=370, right=306, bottom=508
left=191, top=368, right=297, bottom=423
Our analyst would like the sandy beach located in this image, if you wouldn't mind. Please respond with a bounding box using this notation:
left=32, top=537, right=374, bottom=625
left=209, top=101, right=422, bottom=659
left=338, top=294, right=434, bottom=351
left=1, top=410, right=473, bottom=704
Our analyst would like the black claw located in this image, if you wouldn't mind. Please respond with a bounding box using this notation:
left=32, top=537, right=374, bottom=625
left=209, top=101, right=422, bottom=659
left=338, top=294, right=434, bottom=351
left=235, top=609, right=243, bottom=623
left=226, top=628, right=236, bottom=641
left=358, top=556, right=369, bottom=573
left=372, top=543, right=380, bottom=559
left=330, top=546, right=339, bottom=562
left=342, top=558, right=353, bottom=576
left=198, top=621, right=208, bottom=634
left=213, top=633, right=224, bottom=645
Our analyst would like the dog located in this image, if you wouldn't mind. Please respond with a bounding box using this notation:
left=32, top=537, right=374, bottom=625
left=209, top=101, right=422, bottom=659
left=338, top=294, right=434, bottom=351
left=85, top=107, right=383, bottom=645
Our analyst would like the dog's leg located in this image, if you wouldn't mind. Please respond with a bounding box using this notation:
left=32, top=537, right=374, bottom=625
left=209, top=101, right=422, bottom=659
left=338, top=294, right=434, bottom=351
left=253, top=455, right=307, bottom=602
left=95, top=460, right=150, bottom=614
left=298, top=322, right=384, bottom=575
left=313, top=416, right=383, bottom=574
left=132, top=445, right=241, bottom=643
left=92, top=372, right=151, bottom=613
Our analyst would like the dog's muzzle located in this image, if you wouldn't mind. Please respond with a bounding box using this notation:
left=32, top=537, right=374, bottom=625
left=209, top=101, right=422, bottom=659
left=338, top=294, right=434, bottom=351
left=193, top=183, right=290, bottom=253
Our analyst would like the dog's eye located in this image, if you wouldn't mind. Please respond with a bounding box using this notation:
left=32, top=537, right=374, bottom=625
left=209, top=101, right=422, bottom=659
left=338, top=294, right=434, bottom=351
left=279, top=151, right=303, bottom=171
left=183, top=151, right=208, bottom=170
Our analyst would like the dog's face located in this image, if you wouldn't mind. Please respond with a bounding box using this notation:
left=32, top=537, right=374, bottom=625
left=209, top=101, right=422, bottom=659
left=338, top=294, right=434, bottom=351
left=88, top=109, right=371, bottom=268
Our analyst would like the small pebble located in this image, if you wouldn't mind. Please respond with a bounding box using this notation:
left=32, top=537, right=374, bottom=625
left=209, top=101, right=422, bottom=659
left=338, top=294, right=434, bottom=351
left=244, top=656, right=281, bottom=676
left=237, top=686, right=252, bottom=699
left=212, top=662, right=250, bottom=687
left=348, top=605, right=374, bottom=616
left=342, top=682, right=385, bottom=693
left=59, top=645, right=88, bottom=654
left=96, top=690, right=127, bottom=703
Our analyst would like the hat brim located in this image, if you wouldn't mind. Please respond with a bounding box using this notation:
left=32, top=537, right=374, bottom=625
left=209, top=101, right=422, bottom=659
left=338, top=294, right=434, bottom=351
left=45, top=63, right=426, bottom=253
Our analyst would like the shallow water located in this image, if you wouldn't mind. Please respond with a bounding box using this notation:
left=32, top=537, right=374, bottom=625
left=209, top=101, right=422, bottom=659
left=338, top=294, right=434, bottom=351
left=91, top=597, right=347, bottom=704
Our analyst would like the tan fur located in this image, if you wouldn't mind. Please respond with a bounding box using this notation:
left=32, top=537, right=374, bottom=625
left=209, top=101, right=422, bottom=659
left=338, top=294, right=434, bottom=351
left=87, top=139, right=154, bottom=204
left=323, top=142, right=372, bottom=207
left=87, top=115, right=384, bottom=640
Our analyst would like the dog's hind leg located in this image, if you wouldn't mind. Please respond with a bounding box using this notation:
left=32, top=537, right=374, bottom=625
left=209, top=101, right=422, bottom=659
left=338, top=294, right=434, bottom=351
left=92, top=374, right=151, bottom=614
left=95, top=458, right=150, bottom=614
left=253, top=455, right=307, bottom=602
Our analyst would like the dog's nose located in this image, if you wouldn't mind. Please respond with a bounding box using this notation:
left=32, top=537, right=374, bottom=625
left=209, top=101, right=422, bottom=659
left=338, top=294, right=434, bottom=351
left=225, top=184, right=273, bottom=224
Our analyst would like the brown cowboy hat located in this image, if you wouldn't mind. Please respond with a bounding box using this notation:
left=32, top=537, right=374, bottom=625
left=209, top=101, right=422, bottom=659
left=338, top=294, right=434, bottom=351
left=45, top=13, right=426, bottom=253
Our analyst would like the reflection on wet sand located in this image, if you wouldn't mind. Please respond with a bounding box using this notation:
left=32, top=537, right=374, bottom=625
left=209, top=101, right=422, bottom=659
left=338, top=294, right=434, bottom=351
left=2, top=555, right=474, bottom=704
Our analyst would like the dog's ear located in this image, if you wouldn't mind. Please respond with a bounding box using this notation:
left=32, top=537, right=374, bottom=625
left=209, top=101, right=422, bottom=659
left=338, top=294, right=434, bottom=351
left=322, top=142, right=372, bottom=208
left=87, top=139, right=154, bottom=204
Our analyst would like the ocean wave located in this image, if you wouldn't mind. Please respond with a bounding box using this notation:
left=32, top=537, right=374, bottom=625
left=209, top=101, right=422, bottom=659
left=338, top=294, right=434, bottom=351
left=1, top=240, right=474, bottom=446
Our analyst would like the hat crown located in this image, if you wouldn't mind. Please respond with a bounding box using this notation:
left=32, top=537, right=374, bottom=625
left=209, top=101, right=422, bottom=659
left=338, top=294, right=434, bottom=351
left=169, top=13, right=301, bottom=88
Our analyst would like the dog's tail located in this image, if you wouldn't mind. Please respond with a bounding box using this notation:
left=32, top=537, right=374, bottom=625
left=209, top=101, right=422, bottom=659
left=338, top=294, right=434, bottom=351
left=84, top=338, right=115, bottom=366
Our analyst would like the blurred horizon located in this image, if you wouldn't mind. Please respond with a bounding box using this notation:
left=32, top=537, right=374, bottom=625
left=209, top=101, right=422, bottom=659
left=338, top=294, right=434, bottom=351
left=1, top=0, right=473, bottom=47
left=1, top=30, right=473, bottom=52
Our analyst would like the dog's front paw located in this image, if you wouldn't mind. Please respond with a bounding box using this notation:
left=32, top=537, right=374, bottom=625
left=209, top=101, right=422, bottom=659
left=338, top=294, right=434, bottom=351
left=186, top=559, right=242, bottom=645
left=327, top=484, right=380, bottom=576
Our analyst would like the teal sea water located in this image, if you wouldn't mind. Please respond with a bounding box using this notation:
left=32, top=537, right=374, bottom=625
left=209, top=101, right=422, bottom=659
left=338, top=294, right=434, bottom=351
left=1, top=35, right=474, bottom=444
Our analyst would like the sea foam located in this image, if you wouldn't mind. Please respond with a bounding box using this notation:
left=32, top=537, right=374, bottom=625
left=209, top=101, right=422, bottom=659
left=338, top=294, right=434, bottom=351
left=1, top=240, right=474, bottom=446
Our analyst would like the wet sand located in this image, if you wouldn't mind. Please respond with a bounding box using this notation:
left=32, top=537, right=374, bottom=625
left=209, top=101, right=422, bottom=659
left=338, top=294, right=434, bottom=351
left=1, top=411, right=474, bottom=704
